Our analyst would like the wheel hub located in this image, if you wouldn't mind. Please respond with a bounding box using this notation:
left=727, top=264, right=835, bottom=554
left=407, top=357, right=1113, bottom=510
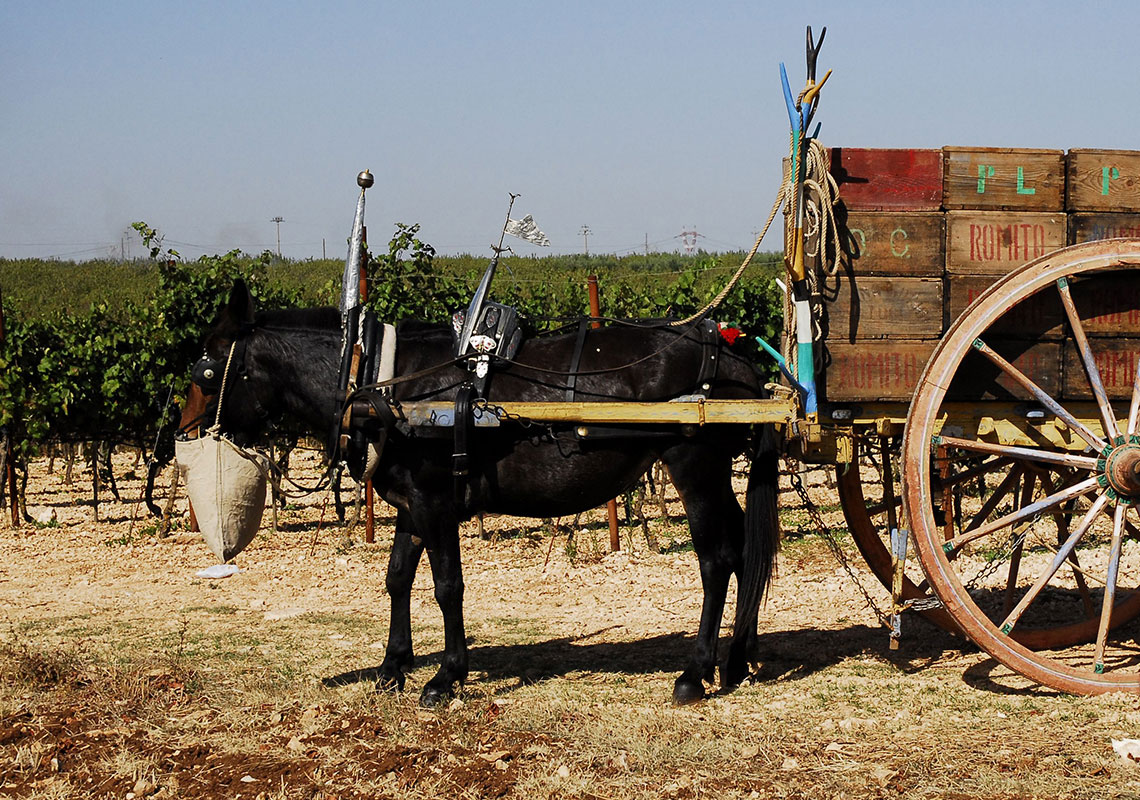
left=1098, top=436, right=1140, bottom=502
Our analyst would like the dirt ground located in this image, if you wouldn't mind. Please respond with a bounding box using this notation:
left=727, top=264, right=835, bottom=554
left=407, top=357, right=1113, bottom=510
left=4, top=448, right=1140, bottom=799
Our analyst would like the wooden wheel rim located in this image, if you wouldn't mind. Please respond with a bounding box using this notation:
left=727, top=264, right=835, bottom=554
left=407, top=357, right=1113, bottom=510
left=904, top=239, right=1140, bottom=694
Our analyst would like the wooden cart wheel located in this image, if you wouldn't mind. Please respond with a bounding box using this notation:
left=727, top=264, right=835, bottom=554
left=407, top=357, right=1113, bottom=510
left=904, top=239, right=1140, bottom=693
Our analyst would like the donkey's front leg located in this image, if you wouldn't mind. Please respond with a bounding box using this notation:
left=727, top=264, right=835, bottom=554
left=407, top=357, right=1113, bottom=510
left=419, top=525, right=468, bottom=707
left=377, top=510, right=424, bottom=692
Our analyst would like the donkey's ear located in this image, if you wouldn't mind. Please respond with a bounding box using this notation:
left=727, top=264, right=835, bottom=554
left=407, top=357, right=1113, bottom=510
left=212, top=279, right=256, bottom=342
left=224, top=279, right=256, bottom=325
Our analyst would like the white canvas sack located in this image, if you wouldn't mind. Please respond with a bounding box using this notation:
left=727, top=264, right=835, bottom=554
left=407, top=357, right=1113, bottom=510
left=176, top=434, right=267, bottom=563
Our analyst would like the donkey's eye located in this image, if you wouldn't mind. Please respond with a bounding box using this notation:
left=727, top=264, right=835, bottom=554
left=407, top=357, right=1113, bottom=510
left=205, top=338, right=230, bottom=361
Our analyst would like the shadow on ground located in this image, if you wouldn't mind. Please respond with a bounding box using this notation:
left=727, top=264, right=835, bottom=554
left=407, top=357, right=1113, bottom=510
left=321, top=614, right=996, bottom=695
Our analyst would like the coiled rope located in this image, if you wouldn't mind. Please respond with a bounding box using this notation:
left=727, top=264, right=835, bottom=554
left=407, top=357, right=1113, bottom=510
left=781, top=138, right=842, bottom=373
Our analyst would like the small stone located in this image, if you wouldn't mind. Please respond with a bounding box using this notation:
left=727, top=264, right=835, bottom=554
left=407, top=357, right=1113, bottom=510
left=132, top=778, right=153, bottom=795
left=300, top=706, right=322, bottom=722
left=556, top=764, right=570, bottom=779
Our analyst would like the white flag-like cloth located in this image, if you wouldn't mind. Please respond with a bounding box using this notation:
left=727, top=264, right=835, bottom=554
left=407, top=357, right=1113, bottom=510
left=504, top=214, right=551, bottom=247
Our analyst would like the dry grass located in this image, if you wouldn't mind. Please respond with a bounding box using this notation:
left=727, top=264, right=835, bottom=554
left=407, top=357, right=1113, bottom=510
left=5, top=618, right=1140, bottom=799
left=4, top=452, right=1140, bottom=798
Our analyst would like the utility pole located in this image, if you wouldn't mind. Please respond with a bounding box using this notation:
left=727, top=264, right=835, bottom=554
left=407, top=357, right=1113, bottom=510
left=271, top=216, right=284, bottom=256
left=644, top=233, right=649, bottom=256
left=580, top=225, right=591, bottom=255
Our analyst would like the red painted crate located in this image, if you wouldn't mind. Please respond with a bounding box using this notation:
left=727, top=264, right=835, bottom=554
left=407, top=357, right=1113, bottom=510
left=829, top=148, right=943, bottom=211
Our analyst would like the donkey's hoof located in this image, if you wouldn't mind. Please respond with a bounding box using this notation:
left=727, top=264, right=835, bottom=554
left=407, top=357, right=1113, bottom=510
left=721, top=661, right=751, bottom=692
left=419, top=684, right=453, bottom=708
left=672, top=677, right=707, bottom=705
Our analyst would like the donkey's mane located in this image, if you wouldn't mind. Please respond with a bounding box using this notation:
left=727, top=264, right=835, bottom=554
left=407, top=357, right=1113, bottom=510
left=252, top=308, right=454, bottom=339
left=255, top=306, right=340, bottom=332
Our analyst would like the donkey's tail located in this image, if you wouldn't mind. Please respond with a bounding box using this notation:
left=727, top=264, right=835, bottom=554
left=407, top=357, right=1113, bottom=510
left=734, top=423, right=781, bottom=642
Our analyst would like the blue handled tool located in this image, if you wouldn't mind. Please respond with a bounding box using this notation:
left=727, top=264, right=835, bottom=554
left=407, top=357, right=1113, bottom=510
left=780, top=25, right=831, bottom=418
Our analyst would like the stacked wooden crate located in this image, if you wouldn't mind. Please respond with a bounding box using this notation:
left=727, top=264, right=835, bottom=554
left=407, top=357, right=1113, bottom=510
left=817, top=145, right=1140, bottom=404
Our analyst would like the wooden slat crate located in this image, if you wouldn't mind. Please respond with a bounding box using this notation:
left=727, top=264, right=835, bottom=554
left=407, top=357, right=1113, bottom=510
left=1069, top=212, right=1140, bottom=244
left=1066, top=149, right=1140, bottom=212
left=945, top=211, right=1067, bottom=275
left=824, top=339, right=1062, bottom=402
left=840, top=211, right=944, bottom=276
left=946, top=275, right=1065, bottom=340
left=943, top=147, right=1065, bottom=211
left=829, top=148, right=943, bottom=210
left=822, top=341, right=935, bottom=401
left=824, top=276, right=942, bottom=341
left=1062, top=339, right=1140, bottom=400
left=1069, top=272, right=1140, bottom=336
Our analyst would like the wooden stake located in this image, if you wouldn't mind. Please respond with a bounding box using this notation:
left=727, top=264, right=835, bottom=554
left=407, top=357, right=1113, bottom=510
left=0, top=291, right=15, bottom=528
left=588, top=275, right=620, bottom=552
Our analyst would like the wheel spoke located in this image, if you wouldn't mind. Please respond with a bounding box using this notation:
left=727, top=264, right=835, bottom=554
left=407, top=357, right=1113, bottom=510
left=971, top=337, right=1108, bottom=451
left=964, top=466, right=1023, bottom=534
left=1057, top=277, right=1120, bottom=441
left=865, top=495, right=902, bottom=517
left=1094, top=504, right=1129, bottom=672
left=1128, top=357, right=1140, bottom=436
left=939, top=457, right=1012, bottom=492
left=1002, top=538, right=1026, bottom=616
left=999, top=492, right=1112, bottom=635
left=1033, top=468, right=1097, bottom=616
left=945, top=476, right=1100, bottom=554
left=1001, top=473, right=1036, bottom=615
left=934, top=434, right=1099, bottom=471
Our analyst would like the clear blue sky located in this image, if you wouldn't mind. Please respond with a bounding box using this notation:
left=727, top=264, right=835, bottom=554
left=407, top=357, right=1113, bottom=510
left=2, top=1, right=1137, bottom=261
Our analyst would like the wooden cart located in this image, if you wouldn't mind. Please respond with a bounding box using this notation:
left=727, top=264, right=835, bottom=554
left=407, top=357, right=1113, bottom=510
left=797, top=145, right=1140, bottom=694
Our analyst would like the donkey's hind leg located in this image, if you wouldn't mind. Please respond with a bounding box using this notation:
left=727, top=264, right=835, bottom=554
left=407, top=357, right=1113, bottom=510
left=663, top=446, right=743, bottom=704
left=377, top=509, right=424, bottom=692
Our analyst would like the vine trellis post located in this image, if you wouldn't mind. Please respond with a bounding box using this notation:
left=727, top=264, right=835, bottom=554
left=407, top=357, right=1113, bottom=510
left=0, top=289, right=17, bottom=528
left=588, top=274, right=621, bottom=552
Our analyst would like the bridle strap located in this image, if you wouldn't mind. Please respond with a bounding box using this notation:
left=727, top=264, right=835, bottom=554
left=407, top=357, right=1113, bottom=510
left=208, top=341, right=239, bottom=434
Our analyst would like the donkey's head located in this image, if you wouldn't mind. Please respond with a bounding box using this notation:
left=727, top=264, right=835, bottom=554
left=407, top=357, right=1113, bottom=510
left=192, top=281, right=345, bottom=446
left=188, top=280, right=272, bottom=447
